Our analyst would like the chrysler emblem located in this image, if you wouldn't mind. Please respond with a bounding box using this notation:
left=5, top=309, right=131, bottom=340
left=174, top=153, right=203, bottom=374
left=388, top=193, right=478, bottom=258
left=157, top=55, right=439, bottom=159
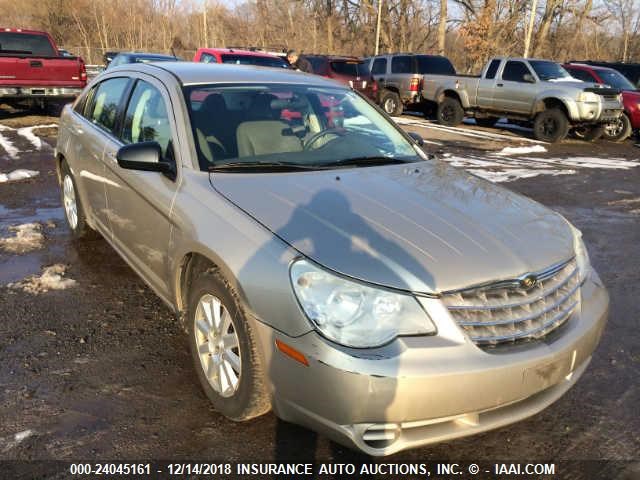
left=520, top=275, right=537, bottom=289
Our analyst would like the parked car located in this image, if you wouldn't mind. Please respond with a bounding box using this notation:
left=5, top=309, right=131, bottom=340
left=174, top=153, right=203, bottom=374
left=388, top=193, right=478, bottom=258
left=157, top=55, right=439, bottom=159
left=302, top=54, right=377, bottom=100
left=194, top=48, right=289, bottom=69
left=421, top=57, right=624, bottom=142
left=362, top=53, right=456, bottom=116
left=56, top=62, right=608, bottom=456
left=106, top=52, right=179, bottom=70
left=571, top=60, right=640, bottom=89
left=0, top=28, right=87, bottom=113
left=58, top=48, right=74, bottom=57
left=564, top=63, right=639, bottom=141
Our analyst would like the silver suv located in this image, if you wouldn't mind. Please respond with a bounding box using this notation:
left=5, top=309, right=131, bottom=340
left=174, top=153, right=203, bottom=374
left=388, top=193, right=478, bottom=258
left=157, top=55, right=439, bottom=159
left=363, top=53, right=456, bottom=116
left=55, top=62, right=608, bottom=456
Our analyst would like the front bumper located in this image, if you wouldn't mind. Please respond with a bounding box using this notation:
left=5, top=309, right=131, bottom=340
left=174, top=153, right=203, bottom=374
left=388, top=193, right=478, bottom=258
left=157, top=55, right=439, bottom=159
left=573, top=99, right=623, bottom=124
left=253, top=275, right=608, bottom=455
left=0, top=86, right=83, bottom=99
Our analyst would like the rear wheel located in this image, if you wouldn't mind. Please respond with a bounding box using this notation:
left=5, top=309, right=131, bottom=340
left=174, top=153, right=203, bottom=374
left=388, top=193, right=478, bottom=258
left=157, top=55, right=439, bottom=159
left=532, top=108, right=569, bottom=142
left=187, top=269, right=270, bottom=421
left=602, top=113, right=633, bottom=142
left=60, top=161, right=96, bottom=240
left=573, top=124, right=605, bottom=142
left=379, top=90, right=403, bottom=116
left=437, top=97, right=464, bottom=126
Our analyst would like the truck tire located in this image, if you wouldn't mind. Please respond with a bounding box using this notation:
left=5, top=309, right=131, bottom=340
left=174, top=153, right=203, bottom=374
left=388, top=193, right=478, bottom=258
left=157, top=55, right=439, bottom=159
left=602, top=113, right=633, bottom=142
left=380, top=90, right=403, bottom=116
left=573, top=124, right=605, bottom=142
left=532, top=108, right=569, bottom=143
left=437, top=97, right=464, bottom=126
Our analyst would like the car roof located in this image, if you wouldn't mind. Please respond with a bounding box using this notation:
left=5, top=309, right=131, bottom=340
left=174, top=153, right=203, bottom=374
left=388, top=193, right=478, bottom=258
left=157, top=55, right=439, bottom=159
left=303, top=54, right=362, bottom=61
left=0, top=28, right=50, bottom=36
left=117, top=52, right=177, bottom=59
left=564, top=63, right=617, bottom=73
left=197, top=48, right=281, bottom=59
left=108, top=61, right=348, bottom=87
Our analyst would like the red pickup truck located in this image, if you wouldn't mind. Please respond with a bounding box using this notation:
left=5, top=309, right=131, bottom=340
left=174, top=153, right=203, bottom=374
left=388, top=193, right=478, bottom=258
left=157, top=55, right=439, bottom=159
left=0, top=28, right=87, bottom=113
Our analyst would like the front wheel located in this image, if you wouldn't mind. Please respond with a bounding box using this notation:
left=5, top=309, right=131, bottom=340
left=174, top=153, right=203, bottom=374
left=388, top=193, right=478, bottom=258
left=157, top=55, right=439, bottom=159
left=602, top=113, right=633, bottom=142
left=379, top=90, right=403, bottom=116
left=437, top=97, right=464, bottom=126
left=532, top=108, right=569, bottom=143
left=187, top=269, right=270, bottom=421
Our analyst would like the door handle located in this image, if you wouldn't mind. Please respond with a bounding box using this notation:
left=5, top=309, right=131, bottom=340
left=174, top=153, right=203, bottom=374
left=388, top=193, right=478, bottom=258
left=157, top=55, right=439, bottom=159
left=29, top=60, right=43, bottom=68
left=497, top=83, right=504, bottom=87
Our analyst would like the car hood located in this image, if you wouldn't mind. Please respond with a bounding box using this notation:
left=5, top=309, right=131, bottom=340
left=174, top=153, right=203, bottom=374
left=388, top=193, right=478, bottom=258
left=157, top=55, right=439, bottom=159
left=210, top=161, right=574, bottom=293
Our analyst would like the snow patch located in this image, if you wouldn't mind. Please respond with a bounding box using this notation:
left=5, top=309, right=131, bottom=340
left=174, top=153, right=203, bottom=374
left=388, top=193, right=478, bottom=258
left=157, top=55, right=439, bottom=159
left=493, top=145, right=547, bottom=156
left=0, top=169, right=39, bottom=183
left=468, top=168, right=576, bottom=183
left=0, top=223, right=44, bottom=253
left=0, top=132, right=18, bottom=159
left=7, top=264, right=76, bottom=293
left=17, top=124, right=58, bottom=150
left=0, top=429, right=34, bottom=453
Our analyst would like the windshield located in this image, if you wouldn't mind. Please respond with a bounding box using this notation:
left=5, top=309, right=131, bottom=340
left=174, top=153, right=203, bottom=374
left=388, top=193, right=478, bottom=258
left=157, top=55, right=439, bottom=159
left=598, top=70, right=636, bottom=91
left=330, top=61, right=369, bottom=77
left=220, top=54, right=289, bottom=69
left=0, top=32, right=55, bottom=56
left=184, top=84, right=421, bottom=171
left=529, top=61, right=572, bottom=81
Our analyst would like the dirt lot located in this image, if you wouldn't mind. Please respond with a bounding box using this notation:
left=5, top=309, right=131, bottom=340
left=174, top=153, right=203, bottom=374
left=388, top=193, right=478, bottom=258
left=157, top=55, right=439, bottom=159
left=0, top=107, right=638, bottom=478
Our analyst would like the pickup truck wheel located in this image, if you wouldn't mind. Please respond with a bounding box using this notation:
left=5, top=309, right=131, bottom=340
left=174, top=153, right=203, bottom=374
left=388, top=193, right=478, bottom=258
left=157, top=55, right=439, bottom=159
left=380, top=90, right=403, bottom=116
left=187, top=269, right=270, bottom=421
left=437, top=97, right=464, bottom=126
left=573, top=124, right=605, bottom=142
left=60, top=161, right=97, bottom=240
left=602, top=113, right=632, bottom=142
left=532, top=109, right=569, bottom=142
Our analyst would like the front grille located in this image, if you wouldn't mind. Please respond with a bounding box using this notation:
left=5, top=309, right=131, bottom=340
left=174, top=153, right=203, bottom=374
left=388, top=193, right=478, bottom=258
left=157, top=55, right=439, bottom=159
left=602, top=95, right=619, bottom=102
left=442, top=260, right=579, bottom=347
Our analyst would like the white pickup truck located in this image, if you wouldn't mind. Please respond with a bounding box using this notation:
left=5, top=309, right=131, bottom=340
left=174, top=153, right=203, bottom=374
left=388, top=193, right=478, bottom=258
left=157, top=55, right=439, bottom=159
left=421, top=56, right=624, bottom=142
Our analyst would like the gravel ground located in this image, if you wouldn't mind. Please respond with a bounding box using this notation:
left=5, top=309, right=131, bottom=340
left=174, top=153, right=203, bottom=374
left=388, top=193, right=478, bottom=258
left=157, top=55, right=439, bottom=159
left=0, top=108, right=638, bottom=479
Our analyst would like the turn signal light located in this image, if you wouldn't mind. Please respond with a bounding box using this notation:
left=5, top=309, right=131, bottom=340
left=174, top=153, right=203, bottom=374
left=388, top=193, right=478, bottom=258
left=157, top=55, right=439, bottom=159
left=275, top=339, right=309, bottom=366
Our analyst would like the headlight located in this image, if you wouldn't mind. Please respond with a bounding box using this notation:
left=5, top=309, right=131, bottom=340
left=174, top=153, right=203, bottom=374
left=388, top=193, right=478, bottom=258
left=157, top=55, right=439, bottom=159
left=569, top=224, right=591, bottom=283
left=578, top=91, right=599, bottom=103
left=290, top=259, right=436, bottom=348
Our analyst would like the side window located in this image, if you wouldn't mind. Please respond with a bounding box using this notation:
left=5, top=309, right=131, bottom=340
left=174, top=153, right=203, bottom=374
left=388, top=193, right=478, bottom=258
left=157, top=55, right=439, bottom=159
left=122, top=80, right=173, bottom=160
left=567, top=69, right=595, bottom=82
left=200, top=52, right=217, bottom=63
left=485, top=59, right=501, bottom=80
left=87, top=78, right=129, bottom=133
left=371, top=58, right=387, bottom=75
left=502, top=61, right=531, bottom=82
left=391, top=55, right=412, bottom=74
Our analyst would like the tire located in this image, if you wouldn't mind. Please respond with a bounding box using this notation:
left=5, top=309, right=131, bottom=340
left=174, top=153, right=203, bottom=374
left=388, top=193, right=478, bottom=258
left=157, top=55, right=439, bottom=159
left=187, top=269, right=270, bottom=421
left=379, top=90, right=403, bottom=116
left=573, top=124, right=605, bottom=142
left=475, top=117, right=497, bottom=128
left=437, top=97, right=464, bottom=126
left=532, top=108, right=569, bottom=142
left=602, top=113, right=633, bottom=142
left=45, top=101, right=64, bottom=117
left=60, top=161, right=96, bottom=240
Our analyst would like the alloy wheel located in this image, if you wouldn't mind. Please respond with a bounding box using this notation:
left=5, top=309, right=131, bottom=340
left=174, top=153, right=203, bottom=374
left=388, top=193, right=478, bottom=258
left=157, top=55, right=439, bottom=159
left=194, top=294, right=242, bottom=398
left=384, top=97, right=397, bottom=114
left=604, top=118, right=624, bottom=137
left=63, top=174, right=78, bottom=230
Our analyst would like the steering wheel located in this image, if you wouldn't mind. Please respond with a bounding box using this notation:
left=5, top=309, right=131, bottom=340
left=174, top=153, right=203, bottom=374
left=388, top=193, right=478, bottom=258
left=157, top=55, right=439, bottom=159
left=303, top=128, right=347, bottom=151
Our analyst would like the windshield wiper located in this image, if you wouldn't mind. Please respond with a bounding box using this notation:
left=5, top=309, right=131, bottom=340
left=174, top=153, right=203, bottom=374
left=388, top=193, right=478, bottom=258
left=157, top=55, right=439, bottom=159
left=208, top=161, right=326, bottom=172
left=319, top=156, right=416, bottom=168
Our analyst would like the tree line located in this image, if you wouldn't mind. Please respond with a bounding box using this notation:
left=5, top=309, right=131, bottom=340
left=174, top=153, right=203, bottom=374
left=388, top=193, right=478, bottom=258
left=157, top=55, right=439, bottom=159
left=1, top=0, right=638, bottom=71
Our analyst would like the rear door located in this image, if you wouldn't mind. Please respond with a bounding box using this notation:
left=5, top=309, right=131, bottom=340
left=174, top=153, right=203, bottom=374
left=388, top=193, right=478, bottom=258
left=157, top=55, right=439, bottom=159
left=72, top=76, right=131, bottom=233
left=102, top=75, right=180, bottom=299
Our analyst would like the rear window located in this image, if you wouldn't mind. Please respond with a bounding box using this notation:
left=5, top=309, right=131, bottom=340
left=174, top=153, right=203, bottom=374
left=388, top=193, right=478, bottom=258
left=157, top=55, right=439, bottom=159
left=220, top=54, right=289, bottom=69
left=0, top=32, right=55, bottom=56
left=330, top=61, right=369, bottom=77
left=415, top=56, right=456, bottom=75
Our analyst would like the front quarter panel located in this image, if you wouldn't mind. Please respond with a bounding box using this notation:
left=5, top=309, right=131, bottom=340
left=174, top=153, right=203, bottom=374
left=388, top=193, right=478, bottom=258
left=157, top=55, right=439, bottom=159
left=169, top=170, right=313, bottom=337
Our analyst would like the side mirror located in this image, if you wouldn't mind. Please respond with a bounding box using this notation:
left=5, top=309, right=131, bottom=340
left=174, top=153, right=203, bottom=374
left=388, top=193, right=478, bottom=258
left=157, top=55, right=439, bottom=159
left=523, top=73, right=536, bottom=83
left=407, top=131, right=425, bottom=146
left=116, top=141, right=175, bottom=179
